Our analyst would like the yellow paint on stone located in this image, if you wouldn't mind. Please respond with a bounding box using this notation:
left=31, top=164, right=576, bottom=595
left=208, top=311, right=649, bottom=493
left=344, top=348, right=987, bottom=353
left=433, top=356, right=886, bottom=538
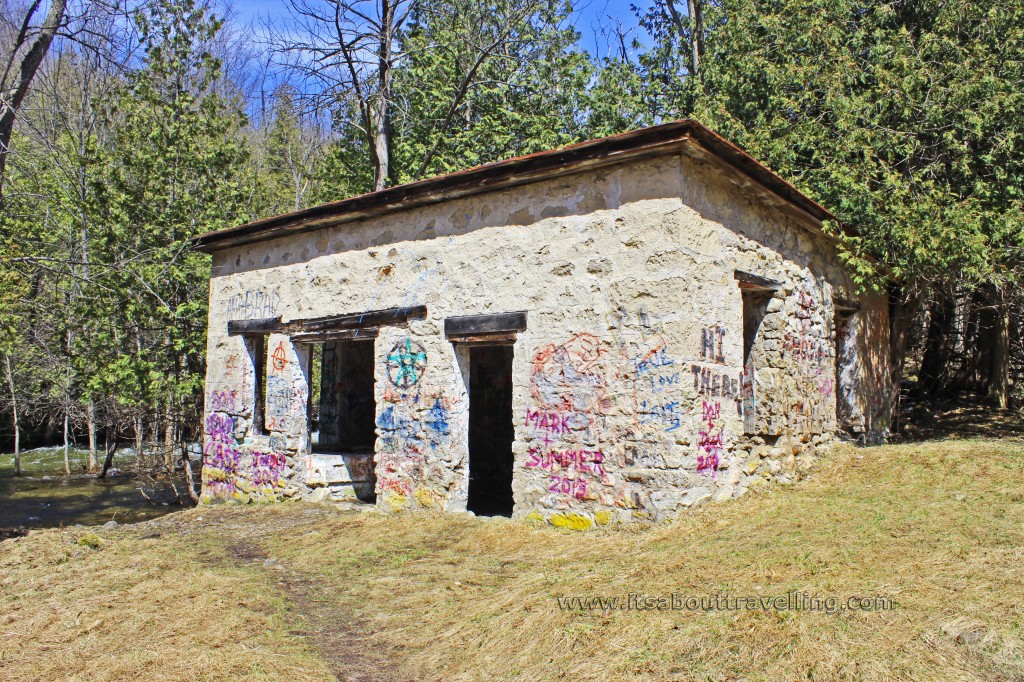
left=385, top=493, right=409, bottom=511
left=413, top=487, right=443, bottom=509
left=594, top=510, right=614, bottom=526
left=550, top=513, right=592, bottom=531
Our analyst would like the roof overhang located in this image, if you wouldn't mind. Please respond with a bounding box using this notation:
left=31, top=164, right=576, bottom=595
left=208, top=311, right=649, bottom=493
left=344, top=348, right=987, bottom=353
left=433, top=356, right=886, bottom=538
left=192, top=120, right=849, bottom=253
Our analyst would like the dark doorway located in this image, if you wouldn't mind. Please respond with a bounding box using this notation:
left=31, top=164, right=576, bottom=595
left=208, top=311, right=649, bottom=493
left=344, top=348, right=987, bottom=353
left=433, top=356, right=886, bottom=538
left=467, top=345, right=515, bottom=516
left=315, top=339, right=377, bottom=503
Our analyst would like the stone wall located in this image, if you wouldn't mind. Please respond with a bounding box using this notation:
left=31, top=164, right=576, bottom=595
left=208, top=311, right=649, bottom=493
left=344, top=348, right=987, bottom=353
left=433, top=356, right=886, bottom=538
left=199, top=151, right=892, bottom=525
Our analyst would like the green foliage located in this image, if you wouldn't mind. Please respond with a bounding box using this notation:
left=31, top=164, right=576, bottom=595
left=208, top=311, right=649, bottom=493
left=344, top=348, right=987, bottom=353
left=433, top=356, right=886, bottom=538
left=88, top=0, right=250, bottom=413
left=642, top=0, right=1024, bottom=292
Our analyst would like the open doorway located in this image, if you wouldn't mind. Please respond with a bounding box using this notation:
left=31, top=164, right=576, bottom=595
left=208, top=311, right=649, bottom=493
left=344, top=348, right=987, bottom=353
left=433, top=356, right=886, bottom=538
left=467, top=345, right=514, bottom=516
left=311, top=338, right=377, bottom=503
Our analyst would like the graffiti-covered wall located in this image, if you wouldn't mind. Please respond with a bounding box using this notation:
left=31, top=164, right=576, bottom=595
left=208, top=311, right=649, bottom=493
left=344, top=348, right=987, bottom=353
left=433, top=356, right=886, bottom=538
left=199, top=150, right=891, bottom=525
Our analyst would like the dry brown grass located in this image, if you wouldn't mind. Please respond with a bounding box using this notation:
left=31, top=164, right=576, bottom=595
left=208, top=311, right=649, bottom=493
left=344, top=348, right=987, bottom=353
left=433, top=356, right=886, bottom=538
left=3, top=439, right=1024, bottom=681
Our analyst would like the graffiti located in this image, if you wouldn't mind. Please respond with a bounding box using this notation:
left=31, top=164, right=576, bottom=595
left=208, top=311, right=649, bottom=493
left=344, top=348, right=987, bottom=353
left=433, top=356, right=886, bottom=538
left=266, top=375, right=293, bottom=421
left=203, top=412, right=241, bottom=499
left=782, top=333, right=829, bottom=366
left=700, top=325, right=726, bottom=363
left=527, top=446, right=606, bottom=502
left=202, top=411, right=289, bottom=501
left=224, top=354, right=239, bottom=377
left=530, top=333, right=609, bottom=415
left=524, top=409, right=572, bottom=437
left=628, top=337, right=686, bottom=434
left=691, top=365, right=742, bottom=408
left=425, top=398, right=450, bottom=435
left=265, top=373, right=306, bottom=433
left=639, top=399, right=682, bottom=431
left=252, top=450, right=287, bottom=486
left=697, top=429, right=722, bottom=476
left=634, top=345, right=674, bottom=375
left=526, top=446, right=606, bottom=476
left=375, top=383, right=457, bottom=505
left=386, top=338, right=427, bottom=388
left=702, top=400, right=721, bottom=422
left=548, top=475, right=587, bottom=500
left=224, top=289, right=280, bottom=320
left=377, top=445, right=427, bottom=497
left=795, top=291, right=814, bottom=318
left=526, top=333, right=613, bottom=504
left=209, top=389, right=238, bottom=412
left=270, top=342, right=288, bottom=371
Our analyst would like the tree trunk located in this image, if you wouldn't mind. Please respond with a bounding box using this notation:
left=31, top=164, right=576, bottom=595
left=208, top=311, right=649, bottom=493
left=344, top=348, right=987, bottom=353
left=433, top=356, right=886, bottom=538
left=888, top=288, right=921, bottom=434
left=134, top=411, right=144, bottom=470
left=181, top=443, right=199, bottom=504
left=63, top=411, right=71, bottom=475
left=988, top=286, right=1010, bottom=408
left=163, top=406, right=175, bottom=471
left=919, top=293, right=955, bottom=396
left=100, top=431, right=120, bottom=479
left=87, top=398, right=97, bottom=471
left=371, top=0, right=394, bottom=191
left=4, top=353, right=19, bottom=476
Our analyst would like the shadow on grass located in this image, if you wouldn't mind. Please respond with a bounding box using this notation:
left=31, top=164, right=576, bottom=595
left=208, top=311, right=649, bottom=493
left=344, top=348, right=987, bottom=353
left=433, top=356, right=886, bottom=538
left=898, top=396, right=1024, bottom=442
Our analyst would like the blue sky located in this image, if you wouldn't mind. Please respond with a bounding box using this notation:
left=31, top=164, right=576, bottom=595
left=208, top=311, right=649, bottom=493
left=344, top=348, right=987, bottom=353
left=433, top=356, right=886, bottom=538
left=226, top=0, right=654, bottom=59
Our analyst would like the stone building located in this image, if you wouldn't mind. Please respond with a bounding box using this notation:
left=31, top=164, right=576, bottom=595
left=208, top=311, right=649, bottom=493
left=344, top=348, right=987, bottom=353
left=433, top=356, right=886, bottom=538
left=192, top=120, right=892, bottom=528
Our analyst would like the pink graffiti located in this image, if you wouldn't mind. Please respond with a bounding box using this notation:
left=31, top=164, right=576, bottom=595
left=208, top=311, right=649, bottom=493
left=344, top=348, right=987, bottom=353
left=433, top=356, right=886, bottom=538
left=701, top=400, right=721, bottom=424
left=204, top=412, right=241, bottom=493
left=252, top=450, right=287, bottom=487
left=205, top=412, right=234, bottom=437
left=525, top=409, right=571, bottom=435
left=209, top=389, right=238, bottom=412
left=697, top=429, right=723, bottom=477
left=548, top=475, right=587, bottom=500
left=526, top=446, right=605, bottom=476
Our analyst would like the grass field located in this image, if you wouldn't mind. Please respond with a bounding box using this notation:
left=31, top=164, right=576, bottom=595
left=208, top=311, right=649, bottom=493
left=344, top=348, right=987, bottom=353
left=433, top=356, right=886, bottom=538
left=2, top=438, right=1023, bottom=681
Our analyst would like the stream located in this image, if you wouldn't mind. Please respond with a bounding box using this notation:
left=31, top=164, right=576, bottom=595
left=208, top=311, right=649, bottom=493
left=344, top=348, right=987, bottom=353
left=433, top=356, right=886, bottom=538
left=0, top=446, right=197, bottom=530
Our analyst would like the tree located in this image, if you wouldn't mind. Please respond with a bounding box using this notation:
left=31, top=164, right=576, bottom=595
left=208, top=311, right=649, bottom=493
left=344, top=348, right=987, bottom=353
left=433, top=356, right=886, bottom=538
left=273, top=0, right=415, bottom=191
left=634, top=0, right=1024, bottom=413
left=86, top=0, right=250, bottom=473
left=0, top=0, right=69, bottom=202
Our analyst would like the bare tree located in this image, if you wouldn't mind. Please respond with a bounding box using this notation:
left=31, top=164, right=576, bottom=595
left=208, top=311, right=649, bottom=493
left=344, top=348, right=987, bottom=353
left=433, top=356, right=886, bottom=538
left=0, top=0, right=69, bottom=201
left=663, top=0, right=704, bottom=79
left=272, top=0, right=415, bottom=191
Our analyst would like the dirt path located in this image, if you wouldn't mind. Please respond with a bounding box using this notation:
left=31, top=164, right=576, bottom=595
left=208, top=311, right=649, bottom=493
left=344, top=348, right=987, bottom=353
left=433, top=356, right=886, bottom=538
left=221, top=529, right=405, bottom=682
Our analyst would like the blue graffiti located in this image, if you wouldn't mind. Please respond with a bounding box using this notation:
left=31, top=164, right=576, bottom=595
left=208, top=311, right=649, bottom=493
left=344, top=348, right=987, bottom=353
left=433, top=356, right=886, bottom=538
left=635, top=347, right=675, bottom=376
left=425, top=399, right=450, bottom=435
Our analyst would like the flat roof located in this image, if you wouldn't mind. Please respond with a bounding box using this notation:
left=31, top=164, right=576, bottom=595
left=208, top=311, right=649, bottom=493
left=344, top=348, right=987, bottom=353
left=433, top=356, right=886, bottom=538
left=192, top=119, right=847, bottom=253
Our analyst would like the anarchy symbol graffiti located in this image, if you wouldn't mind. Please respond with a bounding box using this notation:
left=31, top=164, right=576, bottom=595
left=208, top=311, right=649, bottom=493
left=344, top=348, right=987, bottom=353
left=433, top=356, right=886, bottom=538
left=386, top=338, right=427, bottom=388
left=271, top=342, right=288, bottom=371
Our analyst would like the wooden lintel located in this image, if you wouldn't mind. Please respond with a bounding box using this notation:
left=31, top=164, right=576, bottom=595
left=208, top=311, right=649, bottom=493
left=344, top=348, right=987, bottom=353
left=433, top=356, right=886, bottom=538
left=448, top=331, right=518, bottom=345
left=283, top=305, right=427, bottom=335
left=227, top=317, right=282, bottom=336
left=291, top=328, right=379, bottom=343
left=734, top=270, right=782, bottom=291
left=445, top=311, right=527, bottom=338
left=834, top=297, right=861, bottom=312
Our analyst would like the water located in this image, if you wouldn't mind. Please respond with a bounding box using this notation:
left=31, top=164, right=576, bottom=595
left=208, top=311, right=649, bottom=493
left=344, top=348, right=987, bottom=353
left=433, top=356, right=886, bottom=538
left=0, top=446, right=196, bottom=529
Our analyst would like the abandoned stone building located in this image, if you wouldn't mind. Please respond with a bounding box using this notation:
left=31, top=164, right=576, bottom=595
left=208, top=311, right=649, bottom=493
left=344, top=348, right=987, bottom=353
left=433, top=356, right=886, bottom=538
left=192, top=120, right=892, bottom=528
